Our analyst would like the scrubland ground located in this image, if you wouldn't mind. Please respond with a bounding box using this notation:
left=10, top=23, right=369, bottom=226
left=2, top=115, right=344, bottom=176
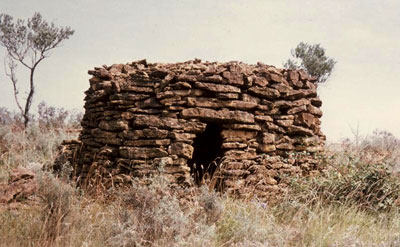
left=1, top=113, right=400, bottom=246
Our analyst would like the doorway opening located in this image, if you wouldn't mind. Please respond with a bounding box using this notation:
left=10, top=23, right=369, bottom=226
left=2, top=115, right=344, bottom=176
left=188, top=123, right=223, bottom=185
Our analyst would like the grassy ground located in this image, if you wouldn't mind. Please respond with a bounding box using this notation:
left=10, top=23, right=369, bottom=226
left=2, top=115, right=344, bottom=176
left=0, top=123, right=399, bottom=247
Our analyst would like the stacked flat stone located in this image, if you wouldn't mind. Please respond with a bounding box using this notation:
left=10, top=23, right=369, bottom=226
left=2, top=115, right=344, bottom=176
left=60, top=59, right=325, bottom=199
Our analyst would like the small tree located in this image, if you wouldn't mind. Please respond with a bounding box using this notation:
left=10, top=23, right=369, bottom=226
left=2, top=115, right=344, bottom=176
left=284, top=42, right=336, bottom=84
left=0, top=12, right=74, bottom=128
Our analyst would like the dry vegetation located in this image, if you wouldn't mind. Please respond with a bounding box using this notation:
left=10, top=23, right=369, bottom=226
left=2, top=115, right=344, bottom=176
left=1, top=108, right=400, bottom=246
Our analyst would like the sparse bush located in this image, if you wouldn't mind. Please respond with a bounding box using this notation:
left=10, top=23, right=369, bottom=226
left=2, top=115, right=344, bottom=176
left=37, top=172, right=75, bottom=243
left=216, top=198, right=283, bottom=246
left=288, top=161, right=400, bottom=211
left=286, top=131, right=400, bottom=212
left=0, top=124, right=76, bottom=171
left=197, top=186, right=223, bottom=224
left=0, top=107, right=23, bottom=126
left=108, top=176, right=219, bottom=247
left=0, top=104, right=83, bottom=131
left=38, top=101, right=69, bottom=129
left=37, top=101, right=83, bottom=130
left=66, top=109, right=83, bottom=129
left=360, top=129, right=400, bottom=170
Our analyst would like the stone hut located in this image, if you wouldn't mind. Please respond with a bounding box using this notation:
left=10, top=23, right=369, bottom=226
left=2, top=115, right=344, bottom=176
left=59, top=59, right=325, bottom=199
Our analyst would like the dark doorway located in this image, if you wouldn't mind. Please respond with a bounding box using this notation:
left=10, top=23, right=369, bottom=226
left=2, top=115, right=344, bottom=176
left=188, top=123, right=223, bottom=185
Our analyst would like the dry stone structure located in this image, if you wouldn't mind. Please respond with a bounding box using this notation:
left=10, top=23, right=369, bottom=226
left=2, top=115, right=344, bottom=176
left=59, top=59, right=325, bottom=199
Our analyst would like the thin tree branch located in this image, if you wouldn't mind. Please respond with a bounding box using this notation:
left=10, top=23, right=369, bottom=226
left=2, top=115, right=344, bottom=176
left=5, top=46, right=32, bottom=69
left=4, top=57, right=24, bottom=115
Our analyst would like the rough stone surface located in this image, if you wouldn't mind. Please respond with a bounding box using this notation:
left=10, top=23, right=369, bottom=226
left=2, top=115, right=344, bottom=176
left=57, top=59, right=325, bottom=200
left=0, top=168, right=38, bottom=203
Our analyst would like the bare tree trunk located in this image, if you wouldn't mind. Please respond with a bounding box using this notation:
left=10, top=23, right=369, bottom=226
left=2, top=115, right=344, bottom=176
left=23, top=67, right=36, bottom=128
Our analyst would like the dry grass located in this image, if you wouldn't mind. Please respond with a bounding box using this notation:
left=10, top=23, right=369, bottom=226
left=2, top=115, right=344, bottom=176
left=1, top=122, right=400, bottom=246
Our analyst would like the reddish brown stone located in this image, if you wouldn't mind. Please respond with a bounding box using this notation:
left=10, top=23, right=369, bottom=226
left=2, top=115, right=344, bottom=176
left=287, top=125, right=314, bottom=135
left=99, top=120, right=129, bottom=131
left=307, top=104, right=323, bottom=117
left=223, top=100, right=258, bottom=110
left=221, top=71, right=244, bottom=85
left=135, top=97, right=163, bottom=108
left=294, top=113, right=319, bottom=128
left=303, top=81, right=317, bottom=90
left=221, top=130, right=258, bottom=141
left=217, top=93, right=240, bottom=99
left=121, top=128, right=169, bottom=140
left=119, top=147, right=168, bottom=159
left=91, top=128, right=118, bottom=139
left=311, top=97, right=322, bottom=107
left=265, top=122, right=285, bottom=133
left=133, top=115, right=180, bottom=129
left=187, top=97, right=219, bottom=108
left=120, top=85, right=154, bottom=93
left=164, top=165, right=191, bottom=174
left=287, top=105, right=307, bottom=114
left=124, top=139, right=171, bottom=147
left=88, top=68, right=112, bottom=80
left=194, top=81, right=241, bottom=93
left=224, top=149, right=257, bottom=160
left=91, top=80, right=112, bottom=91
left=295, top=145, right=323, bottom=152
left=266, top=73, right=282, bottom=83
left=276, top=119, right=294, bottom=128
left=169, top=132, right=196, bottom=142
left=248, top=86, right=280, bottom=99
left=0, top=168, right=38, bottom=203
left=222, top=142, right=248, bottom=149
left=181, top=108, right=254, bottom=123
left=276, top=143, right=294, bottom=150
left=175, top=74, right=197, bottom=82
left=222, top=124, right=261, bottom=131
left=298, top=70, right=309, bottom=81
left=253, top=77, right=269, bottom=87
left=284, top=89, right=316, bottom=100
left=293, top=136, right=321, bottom=146
left=262, top=133, right=276, bottom=144
left=270, top=83, right=291, bottom=94
left=274, top=98, right=309, bottom=109
left=168, top=142, right=194, bottom=159
left=288, top=70, right=303, bottom=88
left=201, top=74, right=225, bottom=83
left=255, top=115, right=273, bottom=122
left=265, top=177, right=278, bottom=185
left=241, top=94, right=260, bottom=104
left=258, top=144, right=276, bottom=152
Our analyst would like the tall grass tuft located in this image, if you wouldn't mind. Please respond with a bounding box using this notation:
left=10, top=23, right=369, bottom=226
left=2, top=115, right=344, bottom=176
left=107, top=176, right=219, bottom=247
left=285, top=131, right=400, bottom=212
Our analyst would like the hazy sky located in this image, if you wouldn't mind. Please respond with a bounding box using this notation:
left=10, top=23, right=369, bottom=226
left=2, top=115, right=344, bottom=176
left=0, top=0, right=399, bottom=141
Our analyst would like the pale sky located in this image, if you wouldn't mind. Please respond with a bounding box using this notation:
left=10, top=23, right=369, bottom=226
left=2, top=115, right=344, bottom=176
left=0, top=0, right=399, bottom=141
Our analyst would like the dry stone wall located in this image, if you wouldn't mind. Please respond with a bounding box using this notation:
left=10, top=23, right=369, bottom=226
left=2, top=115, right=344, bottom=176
left=60, top=59, right=325, bottom=199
